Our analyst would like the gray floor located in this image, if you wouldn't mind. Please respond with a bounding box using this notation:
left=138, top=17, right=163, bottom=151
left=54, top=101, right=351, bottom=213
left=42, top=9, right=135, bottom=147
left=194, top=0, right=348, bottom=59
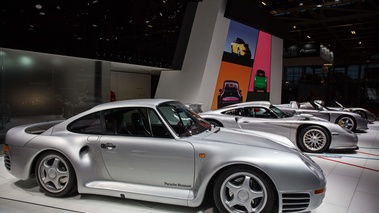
left=1, top=122, right=379, bottom=213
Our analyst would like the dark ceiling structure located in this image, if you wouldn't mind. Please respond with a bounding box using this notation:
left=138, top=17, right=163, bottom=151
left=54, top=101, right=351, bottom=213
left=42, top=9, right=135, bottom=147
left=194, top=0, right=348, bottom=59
left=260, top=0, right=379, bottom=64
left=0, top=0, right=198, bottom=69
left=1, top=0, right=378, bottom=67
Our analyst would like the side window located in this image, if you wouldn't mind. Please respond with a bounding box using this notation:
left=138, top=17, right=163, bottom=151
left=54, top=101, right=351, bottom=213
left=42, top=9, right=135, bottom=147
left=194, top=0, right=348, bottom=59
left=222, top=108, right=244, bottom=115
left=67, top=112, right=102, bottom=134
left=103, top=108, right=151, bottom=137
left=103, top=107, right=172, bottom=138
left=254, top=107, right=275, bottom=118
left=244, top=107, right=255, bottom=117
left=126, top=109, right=151, bottom=136
left=148, top=110, right=172, bottom=138
left=103, top=108, right=132, bottom=135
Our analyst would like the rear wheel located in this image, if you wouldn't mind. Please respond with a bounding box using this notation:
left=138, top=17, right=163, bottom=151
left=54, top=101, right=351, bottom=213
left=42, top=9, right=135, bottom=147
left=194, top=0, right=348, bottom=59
left=336, top=116, right=356, bottom=131
left=298, top=126, right=330, bottom=153
left=35, top=151, right=77, bottom=197
left=213, top=166, right=275, bottom=213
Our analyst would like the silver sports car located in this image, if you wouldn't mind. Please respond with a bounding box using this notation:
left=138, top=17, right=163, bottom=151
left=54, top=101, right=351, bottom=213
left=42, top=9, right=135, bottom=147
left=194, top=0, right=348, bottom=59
left=321, top=100, right=377, bottom=123
left=200, top=101, right=358, bottom=153
left=276, top=100, right=369, bottom=132
left=4, top=99, right=326, bottom=213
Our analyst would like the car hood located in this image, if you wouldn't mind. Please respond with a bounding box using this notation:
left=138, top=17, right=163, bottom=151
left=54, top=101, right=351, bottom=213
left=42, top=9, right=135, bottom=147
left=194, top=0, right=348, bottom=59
left=191, top=127, right=297, bottom=152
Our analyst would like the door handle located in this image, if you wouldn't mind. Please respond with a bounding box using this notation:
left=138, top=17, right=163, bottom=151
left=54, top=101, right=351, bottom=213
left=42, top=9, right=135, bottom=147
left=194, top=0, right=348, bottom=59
left=101, top=143, right=116, bottom=150
left=242, top=121, right=249, bottom=123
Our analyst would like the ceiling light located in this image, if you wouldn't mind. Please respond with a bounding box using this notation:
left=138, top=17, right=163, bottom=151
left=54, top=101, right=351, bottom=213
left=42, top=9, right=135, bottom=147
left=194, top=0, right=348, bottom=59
left=35, top=4, right=42, bottom=9
left=261, top=1, right=266, bottom=6
left=307, top=35, right=311, bottom=39
left=351, top=31, right=356, bottom=34
left=358, top=41, right=362, bottom=45
left=293, top=25, right=297, bottom=29
left=316, top=0, right=324, bottom=7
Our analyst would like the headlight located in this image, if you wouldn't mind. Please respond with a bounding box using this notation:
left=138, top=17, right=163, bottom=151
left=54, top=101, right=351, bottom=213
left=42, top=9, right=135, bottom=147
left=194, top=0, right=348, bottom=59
left=298, top=152, right=325, bottom=180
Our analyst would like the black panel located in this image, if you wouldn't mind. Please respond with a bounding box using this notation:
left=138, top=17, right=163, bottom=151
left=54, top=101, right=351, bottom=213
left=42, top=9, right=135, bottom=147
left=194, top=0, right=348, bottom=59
left=224, top=0, right=288, bottom=39
left=0, top=0, right=198, bottom=69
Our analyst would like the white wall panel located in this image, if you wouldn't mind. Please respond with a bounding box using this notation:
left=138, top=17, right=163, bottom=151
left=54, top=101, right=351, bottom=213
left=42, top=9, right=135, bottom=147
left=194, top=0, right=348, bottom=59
left=111, top=72, right=151, bottom=100
left=270, top=36, right=283, bottom=104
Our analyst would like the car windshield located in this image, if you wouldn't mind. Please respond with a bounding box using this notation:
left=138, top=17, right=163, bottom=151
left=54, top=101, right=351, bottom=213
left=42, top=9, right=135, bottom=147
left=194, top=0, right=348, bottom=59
left=270, top=105, right=292, bottom=118
left=157, top=101, right=211, bottom=137
left=329, top=100, right=344, bottom=108
left=310, top=101, right=329, bottom=110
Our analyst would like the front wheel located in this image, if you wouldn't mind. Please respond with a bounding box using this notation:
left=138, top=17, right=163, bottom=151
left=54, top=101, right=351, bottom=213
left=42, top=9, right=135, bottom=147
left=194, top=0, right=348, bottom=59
left=208, top=120, right=223, bottom=127
left=213, top=166, right=275, bottom=213
left=298, top=126, right=330, bottom=153
left=35, top=151, right=77, bottom=197
left=336, top=116, right=356, bottom=131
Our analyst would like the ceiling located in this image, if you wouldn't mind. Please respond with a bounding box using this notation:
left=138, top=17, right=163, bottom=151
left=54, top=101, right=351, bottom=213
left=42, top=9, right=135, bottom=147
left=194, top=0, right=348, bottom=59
left=0, top=0, right=198, bottom=71
left=1, top=0, right=378, bottom=71
left=260, top=0, right=379, bottom=64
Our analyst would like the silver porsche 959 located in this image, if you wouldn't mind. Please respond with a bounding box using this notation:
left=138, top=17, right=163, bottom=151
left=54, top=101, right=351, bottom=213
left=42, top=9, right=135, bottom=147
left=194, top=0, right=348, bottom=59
left=4, top=99, right=326, bottom=213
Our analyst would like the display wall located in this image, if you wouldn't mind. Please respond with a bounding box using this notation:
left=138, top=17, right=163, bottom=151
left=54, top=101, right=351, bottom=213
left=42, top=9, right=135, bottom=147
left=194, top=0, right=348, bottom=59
left=211, top=20, right=280, bottom=109
left=155, top=0, right=284, bottom=111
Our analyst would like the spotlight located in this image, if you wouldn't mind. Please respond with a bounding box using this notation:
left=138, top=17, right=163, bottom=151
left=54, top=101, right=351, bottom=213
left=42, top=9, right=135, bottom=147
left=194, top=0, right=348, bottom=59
left=316, top=0, right=324, bottom=7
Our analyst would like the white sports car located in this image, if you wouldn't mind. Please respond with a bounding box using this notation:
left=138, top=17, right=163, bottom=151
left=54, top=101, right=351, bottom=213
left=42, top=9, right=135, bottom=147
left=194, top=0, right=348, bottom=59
left=200, top=101, right=358, bottom=153
left=4, top=99, right=326, bottom=213
left=321, top=100, right=376, bottom=123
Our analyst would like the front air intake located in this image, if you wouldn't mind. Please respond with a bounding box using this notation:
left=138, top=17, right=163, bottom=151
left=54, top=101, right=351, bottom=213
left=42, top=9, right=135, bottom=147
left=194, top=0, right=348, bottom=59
left=282, top=193, right=310, bottom=212
left=4, top=154, right=11, bottom=171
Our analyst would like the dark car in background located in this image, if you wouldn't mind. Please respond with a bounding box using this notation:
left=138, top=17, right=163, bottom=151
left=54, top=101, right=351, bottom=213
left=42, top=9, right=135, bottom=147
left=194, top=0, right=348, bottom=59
left=276, top=100, right=369, bottom=132
left=217, top=80, right=242, bottom=108
left=323, top=100, right=376, bottom=123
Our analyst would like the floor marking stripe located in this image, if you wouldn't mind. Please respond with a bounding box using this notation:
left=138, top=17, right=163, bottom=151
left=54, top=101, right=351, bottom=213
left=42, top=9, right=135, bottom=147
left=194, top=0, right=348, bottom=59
left=0, top=197, right=84, bottom=213
left=308, top=153, right=379, bottom=160
left=358, top=147, right=379, bottom=150
left=356, top=151, right=379, bottom=157
left=318, top=156, right=379, bottom=173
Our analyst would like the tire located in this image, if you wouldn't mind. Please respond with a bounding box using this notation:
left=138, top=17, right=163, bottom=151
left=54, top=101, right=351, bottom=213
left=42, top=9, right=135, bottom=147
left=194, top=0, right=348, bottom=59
left=35, top=151, right=77, bottom=197
left=354, top=110, right=367, bottom=120
left=298, top=126, right=330, bottom=153
left=208, top=120, right=223, bottom=127
left=336, top=116, right=356, bottom=131
left=213, top=166, right=275, bottom=213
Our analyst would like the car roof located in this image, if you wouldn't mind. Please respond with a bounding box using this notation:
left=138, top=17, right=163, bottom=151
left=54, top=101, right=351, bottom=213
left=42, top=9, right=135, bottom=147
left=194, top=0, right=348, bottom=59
left=225, top=101, right=271, bottom=108
left=91, top=99, right=177, bottom=111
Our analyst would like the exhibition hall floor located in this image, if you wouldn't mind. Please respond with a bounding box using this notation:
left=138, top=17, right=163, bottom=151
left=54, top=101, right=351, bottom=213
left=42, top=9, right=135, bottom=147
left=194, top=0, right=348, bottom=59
left=0, top=122, right=379, bottom=213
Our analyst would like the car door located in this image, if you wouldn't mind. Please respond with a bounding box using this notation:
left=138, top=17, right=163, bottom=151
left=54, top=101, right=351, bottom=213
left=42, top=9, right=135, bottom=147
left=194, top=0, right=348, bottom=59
left=99, top=107, right=195, bottom=189
left=237, top=107, right=292, bottom=139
